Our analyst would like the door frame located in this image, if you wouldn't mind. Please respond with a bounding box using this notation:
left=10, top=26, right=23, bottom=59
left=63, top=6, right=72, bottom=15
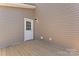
left=24, top=18, right=33, bottom=41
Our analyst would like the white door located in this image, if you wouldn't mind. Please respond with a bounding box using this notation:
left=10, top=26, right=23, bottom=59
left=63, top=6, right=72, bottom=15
left=24, top=18, right=33, bottom=41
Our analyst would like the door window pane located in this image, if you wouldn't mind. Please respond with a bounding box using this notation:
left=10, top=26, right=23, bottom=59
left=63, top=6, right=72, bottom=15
left=26, top=21, right=31, bottom=30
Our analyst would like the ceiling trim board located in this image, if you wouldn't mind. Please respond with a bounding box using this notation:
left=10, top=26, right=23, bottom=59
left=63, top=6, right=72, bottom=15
left=0, top=3, right=36, bottom=9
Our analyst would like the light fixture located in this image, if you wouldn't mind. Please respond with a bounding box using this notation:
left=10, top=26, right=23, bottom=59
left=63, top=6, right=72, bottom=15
left=35, top=18, right=39, bottom=23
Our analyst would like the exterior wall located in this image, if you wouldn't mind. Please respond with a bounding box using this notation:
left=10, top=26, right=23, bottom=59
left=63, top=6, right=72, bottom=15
left=0, top=6, right=35, bottom=48
left=36, top=3, right=79, bottom=50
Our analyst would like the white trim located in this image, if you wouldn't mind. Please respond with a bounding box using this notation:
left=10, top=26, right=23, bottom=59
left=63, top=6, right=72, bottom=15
left=0, top=3, right=36, bottom=9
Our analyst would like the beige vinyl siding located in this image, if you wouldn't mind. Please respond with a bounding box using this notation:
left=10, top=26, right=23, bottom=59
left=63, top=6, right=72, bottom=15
left=35, top=3, right=79, bottom=50
left=0, top=6, right=35, bottom=48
